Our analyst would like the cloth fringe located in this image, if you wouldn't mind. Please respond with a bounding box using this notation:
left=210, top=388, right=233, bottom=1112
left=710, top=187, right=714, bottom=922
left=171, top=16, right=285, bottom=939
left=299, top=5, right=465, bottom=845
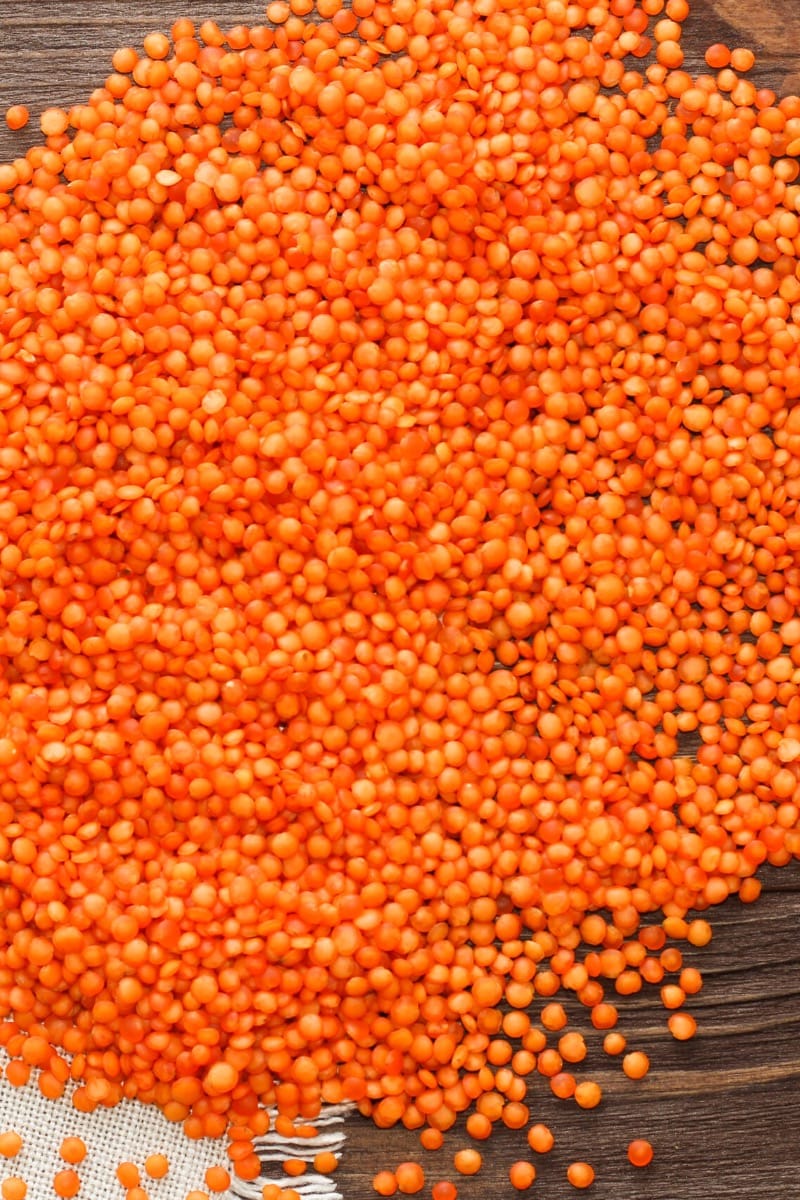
left=229, top=1104, right=353, bottom=1199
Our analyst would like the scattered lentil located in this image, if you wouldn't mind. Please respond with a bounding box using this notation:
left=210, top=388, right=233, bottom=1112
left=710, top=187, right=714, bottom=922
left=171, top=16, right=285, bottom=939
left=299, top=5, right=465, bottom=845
left=52, top=1171, right=80, bottom=1199
left=3, top=106, right=28, bottom=131
left=509, top=1161, right=537, bottom=1190
left=58, top=1141, right=86, bottom=1167
left=567, top=1162, right=596, bottom=1190
left=143, top=1157, right=169, bottom=1181
left=453, top=1151, right=482, bottom=1177
left=0, top=1181, right=26, bottom=1200
left=627, top=1139, right=654, bottom=1167
left=395, top=1162, right=425, bottom=1194
left=372, top=1172, right=398, bottom=1197
left=622, top=1052, right=651, bottom=1081
left=668, top=1013, right=698, bottom=1041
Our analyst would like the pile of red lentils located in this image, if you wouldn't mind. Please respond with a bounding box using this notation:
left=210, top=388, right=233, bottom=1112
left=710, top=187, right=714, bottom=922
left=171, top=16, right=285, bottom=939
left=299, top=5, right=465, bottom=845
left=2, top=0, right=800, bottom=1195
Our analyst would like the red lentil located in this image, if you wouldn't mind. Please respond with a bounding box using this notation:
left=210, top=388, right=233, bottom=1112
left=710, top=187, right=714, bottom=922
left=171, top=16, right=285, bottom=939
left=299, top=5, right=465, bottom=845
left=0, top=1181, right=26, bottom=1200
left=574, top=1081, right=603, bottom=1110
left=59, top=1140, right=86, bottom=1166
left=567, top=1162, right=596, bottom=1189
left=143, top=1157, right=168, bottom=1181
left=395, top=1163, right=425, bottom=1194
left=0, top=0, right=799, bottom=1191
left=313, top=1152, right=339, bottom=1174
left=628, top=1139, right=654, bottom=1167
left=116, top=1165, right=140, bottom=1190
left=622, top=1052, right=651, bottom=1081
left=0, top=1137, right=21, bottom=1161
left=3, top=106, right=28, bottom=131
left=282, top=1161, right=307, bottom=1179
left=204, top=1166, right=231, bottom=1193
left=668, top=1013, right=698, bottom=1041
left=527, top=1125, right=554, bottom=1155
left=604, top=1033, right=628, bottom=1057
left=52, top=1171, right=80, bottom=1199
left=509, top=1161, right=537, bottom=1190
left=453, top=1151, right=482, bottom=1177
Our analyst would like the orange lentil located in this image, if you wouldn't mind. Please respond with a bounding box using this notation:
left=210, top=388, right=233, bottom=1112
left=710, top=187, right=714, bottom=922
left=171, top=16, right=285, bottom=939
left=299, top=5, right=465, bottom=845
left=453, top=1151, right=482, bottom=1177
left=144, top=1157, right=169, bottom=1180
left=567, top=1162, right=595, bottom=1189
left=0, top=0, right=797, bottom=1191
left=668, top=1013, right=698, bottom=1041
left=59, top=1141, right=86, bottom=1166
left=52, top=1171, right=80, bottom=1199
left=527, top=1124, right=554, bottom=1155
left=509, top=1162, right=536, bottom=1190
left=574, top=1081, right=602, bottom=1110
left=4, top=105, right=28, bottom=131
left=282, top=1161, right=306, bottom=1179
left=431, top=1185, right=458, bottom=1200
left=550, top=1073, right=576, bottom=1101
left=705, top=43, right=730, bottom=68
left=622, top=1052, right=650, bottom=1080
left=591, top=1004, right=619, bottom=1031
left=604, top=1033, right=628, bottom=1057
left=627, top=1140, right=654, bottom=1167
left=394, top=1163, right=425, bottom=1194
left=372, top=1172, right=398, bottom=1197
left=116, top=1165, right=139, bottom=1190
left=0, top=1137, right=21, bottom=1161
left=540, top=1004, right=568, bottom=1032
left=730, top=47, right=755, bottom=72
left=39, top=107, right=69, bottom=136
left=204, top=1167, right=231, bottom=1193
left=1, top=1181, right=26, bottom=1200
left=679, top=968, right=703, bottom=996
left=687, top=922, right=713, bottom=948
left=313, top=1152, right=339, bottom=1174
left=559, top=1033, right=588, bottom=1064
left=465, top=1114, right=492, bottom=1141
left=660, top=985, right=686, bottom=1010
left=660, top=948, right=683, bottom=973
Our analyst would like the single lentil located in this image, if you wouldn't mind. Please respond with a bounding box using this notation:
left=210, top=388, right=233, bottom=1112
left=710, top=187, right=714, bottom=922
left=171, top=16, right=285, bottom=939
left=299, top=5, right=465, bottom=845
left=394, top=1163, right=425, bottom=1194
left=143, top=1157, right=168, bottom=1181
left=453, top=1151, right=482, bottom=1177
left=509, top=1161, right=536, bottom=1190
left=567, top=1162, right=596, bottom=1189
left=627, top=1139, right=654, bottom=1167
left=0, top=1181, right=26, bottom=1200
left=58, top=1141, right=86, bottom=1167
left=3, top=106, right=28, bottom=131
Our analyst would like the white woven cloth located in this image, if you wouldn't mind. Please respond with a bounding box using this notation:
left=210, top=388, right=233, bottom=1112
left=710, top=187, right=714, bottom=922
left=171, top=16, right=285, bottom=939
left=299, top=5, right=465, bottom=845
left=0, top=1050, right=349, bottom=1200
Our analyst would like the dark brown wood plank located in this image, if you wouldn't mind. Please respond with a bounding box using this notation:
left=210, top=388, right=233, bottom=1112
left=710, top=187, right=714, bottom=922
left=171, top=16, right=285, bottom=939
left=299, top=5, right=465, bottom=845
left=3, top=3, right=800, bottom=1198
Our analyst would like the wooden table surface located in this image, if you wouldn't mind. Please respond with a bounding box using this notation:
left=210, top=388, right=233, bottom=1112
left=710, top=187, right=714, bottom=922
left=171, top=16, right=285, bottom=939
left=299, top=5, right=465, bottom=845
left=2, top=2, right=800, bottom=1197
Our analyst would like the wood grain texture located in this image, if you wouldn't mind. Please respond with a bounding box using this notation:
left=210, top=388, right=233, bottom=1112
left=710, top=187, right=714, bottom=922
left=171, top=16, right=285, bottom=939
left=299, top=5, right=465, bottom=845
left=708, top=0, right=800, bottom=91
left=2, top=2, right=800, bottom=1197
